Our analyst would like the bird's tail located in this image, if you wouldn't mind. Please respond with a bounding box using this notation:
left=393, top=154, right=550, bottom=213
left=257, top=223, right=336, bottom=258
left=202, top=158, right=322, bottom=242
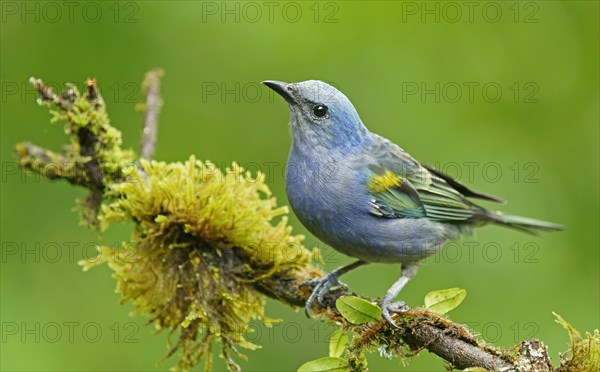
left=486, top=212, right=564, bottom=234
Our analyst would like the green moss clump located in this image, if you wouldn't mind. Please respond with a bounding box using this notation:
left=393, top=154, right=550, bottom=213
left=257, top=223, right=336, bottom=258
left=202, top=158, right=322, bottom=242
left=24, top=78, right=135, bottom=227
left=36, top=79, right=135, bottom=184
left=54, top=87, right=134, bottom=183
left=81, top=156, right=313, bottom=370
left=555, top=313, right=600, bottom=372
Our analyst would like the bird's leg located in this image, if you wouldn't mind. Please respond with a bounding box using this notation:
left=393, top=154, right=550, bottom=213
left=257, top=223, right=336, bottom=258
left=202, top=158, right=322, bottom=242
left=302, top=259, right=368, bottom=317
left=381, top=262, right=419, bottom=327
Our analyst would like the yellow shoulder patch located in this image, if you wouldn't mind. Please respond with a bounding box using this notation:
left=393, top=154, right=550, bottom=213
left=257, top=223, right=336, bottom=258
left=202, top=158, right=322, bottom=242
left=368, top=170, right=403, bottom=193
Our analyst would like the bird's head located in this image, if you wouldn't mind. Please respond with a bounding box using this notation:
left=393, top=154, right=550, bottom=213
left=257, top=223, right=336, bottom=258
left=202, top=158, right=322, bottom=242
left=263, top=80, right=369, bottom=152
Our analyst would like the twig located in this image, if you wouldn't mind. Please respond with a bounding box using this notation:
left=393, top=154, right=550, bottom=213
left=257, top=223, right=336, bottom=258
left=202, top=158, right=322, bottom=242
left=140, top=69, right=164, bottom=160
left=29, top=77, right=77, bottom=110
left=14, top=142, right=88, bottom=186
left=401, top=321, right=512, bottom=370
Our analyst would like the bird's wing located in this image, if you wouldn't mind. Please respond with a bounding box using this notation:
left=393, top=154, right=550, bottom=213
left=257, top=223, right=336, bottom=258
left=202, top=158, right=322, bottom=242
left=421, top=163, right=505, bottom=204
left=364, top=135, right=489, bottom=223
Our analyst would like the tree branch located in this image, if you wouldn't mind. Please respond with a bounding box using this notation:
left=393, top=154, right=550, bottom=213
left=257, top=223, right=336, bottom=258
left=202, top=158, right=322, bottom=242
left=249, top=252, right=517, bottom=370
left=14, top=142, right=87, bottom=186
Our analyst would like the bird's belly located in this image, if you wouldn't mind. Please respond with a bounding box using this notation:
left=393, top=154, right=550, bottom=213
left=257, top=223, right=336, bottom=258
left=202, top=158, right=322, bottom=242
left=285, top=164, right=454, bottom=263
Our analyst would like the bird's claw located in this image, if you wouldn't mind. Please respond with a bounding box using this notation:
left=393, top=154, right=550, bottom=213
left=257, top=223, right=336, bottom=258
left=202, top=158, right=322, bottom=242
left=381, top=300, right=410, bottom=328
left=302, top=273, right=348, bottom=317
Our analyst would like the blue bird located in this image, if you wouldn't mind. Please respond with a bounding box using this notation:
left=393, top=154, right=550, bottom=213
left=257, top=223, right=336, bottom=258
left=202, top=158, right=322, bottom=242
left=263, top=80, right=563, bottom=326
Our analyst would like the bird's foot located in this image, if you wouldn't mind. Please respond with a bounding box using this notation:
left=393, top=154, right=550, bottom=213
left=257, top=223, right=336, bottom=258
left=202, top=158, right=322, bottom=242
left=301, top=273, right=348, bottom=317
left=381, top=299, right=410, bottom=328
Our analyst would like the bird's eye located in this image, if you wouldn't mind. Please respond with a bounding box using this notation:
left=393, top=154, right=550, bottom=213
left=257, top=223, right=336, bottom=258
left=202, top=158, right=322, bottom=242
left=312, top=105, right=328, bottom=117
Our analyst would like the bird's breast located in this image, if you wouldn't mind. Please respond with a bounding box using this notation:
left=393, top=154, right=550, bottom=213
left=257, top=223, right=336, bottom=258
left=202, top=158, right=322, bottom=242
left=285, top=150, right=368, bottom=239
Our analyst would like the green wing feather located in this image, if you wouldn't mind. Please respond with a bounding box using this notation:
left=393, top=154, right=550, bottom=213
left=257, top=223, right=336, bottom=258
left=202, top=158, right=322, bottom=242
left=364, top=135, right=493, bottom=223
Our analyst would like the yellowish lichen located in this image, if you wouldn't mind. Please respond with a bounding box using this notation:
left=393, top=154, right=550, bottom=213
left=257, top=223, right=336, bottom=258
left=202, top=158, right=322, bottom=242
left=81, top=156, right=314, bottom=370
left=45, top=83, right=135, bottom=185
left=27, top=78, right=135, bottom=227
left=554, top=313, right=600, bottom=372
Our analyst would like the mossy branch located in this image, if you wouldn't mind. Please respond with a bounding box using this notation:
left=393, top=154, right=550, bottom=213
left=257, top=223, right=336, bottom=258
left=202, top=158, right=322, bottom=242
left=14, top=74, right=598, bottom=372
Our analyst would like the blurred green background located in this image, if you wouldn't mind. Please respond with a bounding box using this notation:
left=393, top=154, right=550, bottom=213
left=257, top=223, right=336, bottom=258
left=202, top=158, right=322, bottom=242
left=1, top=1, right=598, bottom=371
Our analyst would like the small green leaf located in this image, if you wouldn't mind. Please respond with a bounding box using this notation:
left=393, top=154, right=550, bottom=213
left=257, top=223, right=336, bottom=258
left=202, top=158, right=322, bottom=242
left=297, top=357, right=349, bottom=372
left=424, top=288, right=467, bottom=315
left=336, top=296, right=382, bottom=324
left=329, top=329, right=348, bottom=357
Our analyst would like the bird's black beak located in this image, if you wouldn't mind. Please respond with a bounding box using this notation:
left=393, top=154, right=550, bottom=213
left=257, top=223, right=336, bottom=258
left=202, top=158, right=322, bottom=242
left=262, top=80, right=295, bottom=104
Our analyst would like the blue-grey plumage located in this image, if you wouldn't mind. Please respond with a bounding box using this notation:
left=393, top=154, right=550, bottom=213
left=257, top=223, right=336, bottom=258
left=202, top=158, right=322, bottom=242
left=263, top=79, right=563, bottom=326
